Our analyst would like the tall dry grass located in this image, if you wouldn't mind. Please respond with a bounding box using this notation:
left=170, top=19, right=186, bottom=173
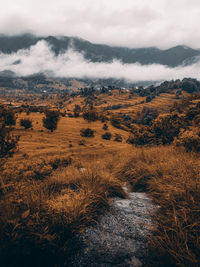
left=0, top=154, right=126, bottom=266
left=116, top=146, right=200, bottom=267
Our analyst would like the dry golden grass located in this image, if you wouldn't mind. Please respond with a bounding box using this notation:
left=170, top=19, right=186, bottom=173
left=0, top=92, right=198, bottom=266
left=0, top=142, right=127, bottom=266
left=116, top=146, right=200, bottom=266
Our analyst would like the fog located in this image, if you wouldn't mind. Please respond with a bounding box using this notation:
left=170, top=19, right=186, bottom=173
left=1, top=41, right=200, bottom=82
left=0, top=0, right=200, bottom=49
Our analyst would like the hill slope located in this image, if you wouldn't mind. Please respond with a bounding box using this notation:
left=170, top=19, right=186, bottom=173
left=0, top=34, right=200, bottom=67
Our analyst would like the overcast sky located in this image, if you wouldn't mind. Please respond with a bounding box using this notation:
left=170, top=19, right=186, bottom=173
left=0, top=0, right=199, bottom=49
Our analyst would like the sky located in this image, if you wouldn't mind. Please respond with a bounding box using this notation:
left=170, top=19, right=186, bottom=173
left=1, top=0, right=200, bottom=82
left=0, top=0, right=200, bottom=49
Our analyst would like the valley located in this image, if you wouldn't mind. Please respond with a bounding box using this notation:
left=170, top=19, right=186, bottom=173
left=0, top=79, right=199, bottom=266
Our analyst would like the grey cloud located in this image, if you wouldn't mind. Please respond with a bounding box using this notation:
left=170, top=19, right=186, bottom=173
left=0, top=0, right=200, bottom=49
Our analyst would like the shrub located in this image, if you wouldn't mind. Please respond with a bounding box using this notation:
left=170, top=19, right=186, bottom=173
left=20, top=118, right=32, bottom=129
left=43, top=110, right=60, bottom=132
left=102, top=123, right=108, bottom=130
left=78, top=139, right=86, bottom=146
left=175, top=128, right=200, bottom=152
left=127, top=126, right=155, bottom=145
left=110, top=115, right=122, bottom=129
left=73, top=104, right=81, bottom=117
left=0, top=108, right=16, bottom=126
left=101, top=115, right=108, bottom=123
left=80, top=128, right=95, bottom=137
left=114, top=133, right=123, bottom=142
left=0, top=126, right=19, bottom=158
left=0, top=110, right=19, bottom=159
left=152, top=113, right=185, bottom=144
left=83, top=110, right=99, bottom=122
left=134, top=107, right=158, bottom=126
left=182, top=79, right=198, bottom=93
left=49, top=157, right=72, bottom=170
left=102, top=132, right=112, bottom=140
left=146, top=95, right=152, bottom=102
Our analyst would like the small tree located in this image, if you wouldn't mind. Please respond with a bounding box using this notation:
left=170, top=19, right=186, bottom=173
left=83, top=110, right=99, bottom=122
left=80, top=128, right=95, bottom=137
left=20, top=118, right=32, bottom=129
left=0, top=108, right=16, bottom=126
left=146, top=95, right=152, bottom=103
left=43, top=110, right=60, bottom=132
left=0, top=108, right=19, bottom=159
left=73, top=104, right=81, bottom=117
left=0, top=126, right=19, bottom=158
left=114, top=133, right=123, bottom=142
left=102, top=132, right=112, bottom=140
left=102, top=123, right=108, bottom=130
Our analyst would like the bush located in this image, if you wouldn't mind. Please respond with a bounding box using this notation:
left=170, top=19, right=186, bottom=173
left=49, top=157, right=72, bottom=170
left=43, top=110, right=60, bottom=132
left=83, top=110, right=99, bottom=122
left=0, top=108, right=16, bottom=126
left=73, top=104, right=81, bottom=117
left=20, top=118, right=32, bottom=129
left=102, top=132, right=112, bottom=140
left=182, top=79, right=198, bottom=93
left=114, top=133, right=123, bottom=142
left=0, top=125, right=19, bottom=158
left=0, top=108, right=19, bottom=159
left=102, top=123, right=108, bottom=130
left=78, top=139, right=86, bottom=146
left=134, top=107, right=158, bottom=126
left=152, top=113, right=184, bottom=144
left=110, top=115, right=122, bottom=129
left=80, top=128, right=95, bottom=137
left=146, top=95, right=152, bottom=102
left=175, top=128, right=200, bottom=152
left=127, top=126, right=155, bottom=145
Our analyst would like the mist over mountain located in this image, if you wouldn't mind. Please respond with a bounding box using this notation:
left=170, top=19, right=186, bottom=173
left=0, top=34, right=200, bottom=67
left=1, top=34, right=200, bottom=84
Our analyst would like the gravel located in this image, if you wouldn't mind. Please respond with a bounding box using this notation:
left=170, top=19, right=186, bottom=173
left=67, top=189, right=156, bottom=267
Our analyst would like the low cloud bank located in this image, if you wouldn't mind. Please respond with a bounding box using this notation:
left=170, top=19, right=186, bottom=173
left=0, top=40, right=200, bottom=82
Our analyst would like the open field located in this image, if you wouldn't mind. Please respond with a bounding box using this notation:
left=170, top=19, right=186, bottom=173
left=0, top=87, right=200, bottom=266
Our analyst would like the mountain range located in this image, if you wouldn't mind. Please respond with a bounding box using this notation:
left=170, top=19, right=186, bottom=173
left=0, top=34, right=200, bottom=67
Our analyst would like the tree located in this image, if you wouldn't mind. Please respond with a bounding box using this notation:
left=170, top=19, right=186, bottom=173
left=80, top=128, right=95, bottom=137
left=83, top=110, right=99, bottom=122
left=0, top=109, right=19, bottom=159
left=0, top=126, right=19, bottom=158
left=0, top=108, right=16, bottom=126
left=73, top=104, right=81, bottom=117
left=43, top=110, right=60, bottom=132
left=102, top=123, right=108, bottom=130
left=102, top=132, right=112, bottom=140
left=152, top=114, right=184, bottom=144
left=20, top=118, right=32, bottom=129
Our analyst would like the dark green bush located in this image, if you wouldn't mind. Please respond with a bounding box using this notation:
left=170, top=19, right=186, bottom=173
left=0, top=125, right=19, bottom=158
left=0, top=108, right=16, bottom=126
left=20, top=118, right=32, bottom=129
left=80, top=128, right=95, bottom=137
left=102, top=132, right=112, bottom=140
left=43, top=110, right=60, bottom=132
left=83, top=110, right=99, bottom=122
left=102, top=124, right=108, bottom=130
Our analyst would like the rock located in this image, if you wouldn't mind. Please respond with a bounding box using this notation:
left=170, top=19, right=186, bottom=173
left=67, top=190, right=156, bottom=266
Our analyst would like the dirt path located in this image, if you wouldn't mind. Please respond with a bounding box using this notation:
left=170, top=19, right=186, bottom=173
left=68, top=189, right=156, bottom=266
